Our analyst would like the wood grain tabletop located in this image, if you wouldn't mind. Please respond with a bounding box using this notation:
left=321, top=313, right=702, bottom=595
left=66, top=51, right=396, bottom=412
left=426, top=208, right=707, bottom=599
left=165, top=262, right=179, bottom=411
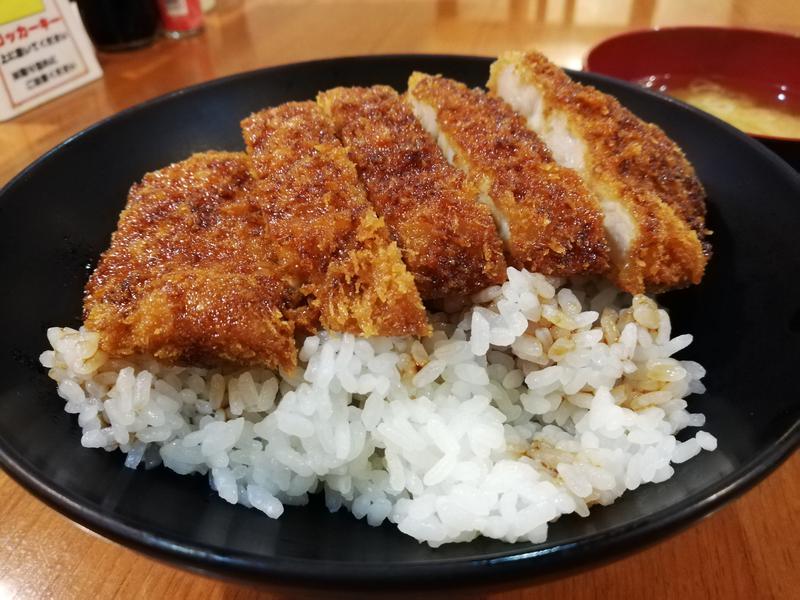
left=1, top=1, right=799, bottom=598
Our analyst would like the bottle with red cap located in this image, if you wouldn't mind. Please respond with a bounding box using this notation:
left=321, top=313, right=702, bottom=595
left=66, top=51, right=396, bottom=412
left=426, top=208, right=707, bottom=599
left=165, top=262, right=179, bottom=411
left=156, top=0, right=204, bottom=38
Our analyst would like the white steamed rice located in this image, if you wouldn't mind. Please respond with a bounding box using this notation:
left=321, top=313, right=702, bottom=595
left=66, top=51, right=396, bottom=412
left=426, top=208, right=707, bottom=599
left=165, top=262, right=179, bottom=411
left=40, top=268, right=714, bottom=547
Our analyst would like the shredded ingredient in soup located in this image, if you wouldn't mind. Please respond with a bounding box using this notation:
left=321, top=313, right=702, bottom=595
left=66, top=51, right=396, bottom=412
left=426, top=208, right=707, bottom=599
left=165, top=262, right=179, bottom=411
left=670, top=79, right=800, bottom=138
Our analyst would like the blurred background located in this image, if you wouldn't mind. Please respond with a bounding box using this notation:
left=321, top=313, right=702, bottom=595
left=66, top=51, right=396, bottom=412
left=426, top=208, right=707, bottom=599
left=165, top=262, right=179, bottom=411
left=2, top=0, right=799, bottom=185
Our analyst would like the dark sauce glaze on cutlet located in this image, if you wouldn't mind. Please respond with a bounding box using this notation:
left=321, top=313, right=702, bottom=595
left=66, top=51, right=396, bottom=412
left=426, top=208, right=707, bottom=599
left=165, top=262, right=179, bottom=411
left=487, top=52, right=709, bottom=293
left=84, top=152, right=300, bottom=370
left=409, top=73, right=610, bottom=277
left=86, top=104, right=430, bottom=371
left=318, top=85, right=507, bottom=299
left=506, top=51, right=709, bottom=248
left=241, top=101, right=430, bottom=340
left=85, top=62, right=711, bottom=370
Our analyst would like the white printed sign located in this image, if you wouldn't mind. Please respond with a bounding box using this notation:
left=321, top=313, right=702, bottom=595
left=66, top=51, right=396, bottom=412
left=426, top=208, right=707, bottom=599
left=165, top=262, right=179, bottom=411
left=0, top=0, right=102, bottom=121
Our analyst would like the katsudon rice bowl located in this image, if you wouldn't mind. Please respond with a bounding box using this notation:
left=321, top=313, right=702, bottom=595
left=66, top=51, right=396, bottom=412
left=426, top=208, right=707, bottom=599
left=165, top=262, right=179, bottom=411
left=43, top=275, right=713, bottom=547
left=40, top=50, right=714, bottom=547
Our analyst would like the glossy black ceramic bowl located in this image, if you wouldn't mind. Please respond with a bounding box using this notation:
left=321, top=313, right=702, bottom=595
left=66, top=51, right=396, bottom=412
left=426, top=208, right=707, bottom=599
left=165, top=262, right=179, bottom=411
left=0, top=55, right=798, bottom=593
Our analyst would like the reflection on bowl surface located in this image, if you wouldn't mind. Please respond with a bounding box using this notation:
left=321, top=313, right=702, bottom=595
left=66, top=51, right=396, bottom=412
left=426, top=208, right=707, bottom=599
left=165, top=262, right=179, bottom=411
left=639, top=75, right=800, bottom=139
left=587, top=27, right=800, bottom=145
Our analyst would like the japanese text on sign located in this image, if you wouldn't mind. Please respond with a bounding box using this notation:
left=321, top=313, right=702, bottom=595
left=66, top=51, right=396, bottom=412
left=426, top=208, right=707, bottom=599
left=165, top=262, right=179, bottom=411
left=0, top=0, right=102, bottom=121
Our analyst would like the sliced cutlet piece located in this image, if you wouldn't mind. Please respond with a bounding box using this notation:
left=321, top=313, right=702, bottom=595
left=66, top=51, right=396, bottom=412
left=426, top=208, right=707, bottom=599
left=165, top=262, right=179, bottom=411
left=317, top=85, right=507, bottom=299
left=488, top=50, right=709, bottom=292
left=241, top=101, right=430, bottom=337
left=406, top=73, right=610, bottom=279
left=84, top=152, right=299, bottom=370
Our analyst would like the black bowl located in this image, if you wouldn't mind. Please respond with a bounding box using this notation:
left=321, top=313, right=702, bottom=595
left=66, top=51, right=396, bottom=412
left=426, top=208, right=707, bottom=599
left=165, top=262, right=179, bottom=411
left=0, top=55, right=798, bottom=593
left=760, top=136, right=800, bottom=171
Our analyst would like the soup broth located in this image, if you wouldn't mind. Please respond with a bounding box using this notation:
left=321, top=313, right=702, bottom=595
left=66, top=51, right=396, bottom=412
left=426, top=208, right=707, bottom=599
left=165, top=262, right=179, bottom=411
left=667, top=79, right=800, bottom=138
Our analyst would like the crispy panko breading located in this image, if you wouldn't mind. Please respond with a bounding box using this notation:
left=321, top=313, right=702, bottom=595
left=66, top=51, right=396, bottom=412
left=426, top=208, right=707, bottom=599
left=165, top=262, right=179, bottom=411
left=84, top=152, right=300, bottom=370
left=488, top=51, right=709, bottom=292
left=241, top=101, right=430, bottom=338
left=85, top=54, right=712, bottom=371
left=317, top=85, right=507, bottom=299
left=407, top=73, right=610, bottom=278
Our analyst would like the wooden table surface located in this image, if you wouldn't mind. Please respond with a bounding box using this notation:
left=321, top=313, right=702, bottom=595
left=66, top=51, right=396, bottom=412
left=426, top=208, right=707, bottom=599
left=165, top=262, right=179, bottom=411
left=2, top=1, right=799, bottom=598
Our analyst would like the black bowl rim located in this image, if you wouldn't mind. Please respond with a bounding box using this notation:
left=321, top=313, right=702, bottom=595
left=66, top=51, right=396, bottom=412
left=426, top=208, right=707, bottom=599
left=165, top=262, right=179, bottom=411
left=1, top=53, right=799, bottom=589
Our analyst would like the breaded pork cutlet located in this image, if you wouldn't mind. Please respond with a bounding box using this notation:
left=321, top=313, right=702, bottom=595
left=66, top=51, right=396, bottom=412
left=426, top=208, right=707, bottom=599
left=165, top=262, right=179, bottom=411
left=406, top=73, right=610, bottom=279
left=241, top=101, right=430, bottom=338
left=84, top=152, right=299, bottom=370
left=317, top=85, right=507, bottom=299
left=488, top=51, right=709, bottom=293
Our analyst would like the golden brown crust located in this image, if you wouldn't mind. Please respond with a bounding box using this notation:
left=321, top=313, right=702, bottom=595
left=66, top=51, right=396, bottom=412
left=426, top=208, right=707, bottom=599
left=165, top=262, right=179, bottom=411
left=86, top=112, right=430, bottom=370
left=408, top=73, right=610, bottom=278
left=242, top=101, right=430, bottom=338
left=488, top=52, right=709, bottom=293
left=317, top=85, right=507, bottom=299
left=499, top=51, right=708, bottom=241
left=593, top=177, right=706, bottom=294
left=83, top=152, right=299, bottom=370
left=87, top=105, right=429, bottom=370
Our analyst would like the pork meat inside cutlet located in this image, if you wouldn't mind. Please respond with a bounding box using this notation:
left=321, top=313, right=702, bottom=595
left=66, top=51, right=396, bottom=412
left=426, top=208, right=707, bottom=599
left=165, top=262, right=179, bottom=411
left=488, top=51, right=709, bottom=293
left=241, top=101, right=430, bottom=338
left=83, top=152, right=299, bottom=370
left=406, top=73, right=610, bottom=279
left=317, top=85, right=507, bottom=299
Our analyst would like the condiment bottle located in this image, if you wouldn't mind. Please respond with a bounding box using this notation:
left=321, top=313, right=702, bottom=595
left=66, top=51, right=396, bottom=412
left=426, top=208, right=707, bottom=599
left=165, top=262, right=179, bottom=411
left=156, top=0, right=204, bottom=39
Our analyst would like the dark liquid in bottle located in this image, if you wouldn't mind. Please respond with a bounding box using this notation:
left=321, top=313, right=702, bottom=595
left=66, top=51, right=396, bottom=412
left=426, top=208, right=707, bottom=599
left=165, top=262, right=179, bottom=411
left=76, top=0, right=159, bottom=52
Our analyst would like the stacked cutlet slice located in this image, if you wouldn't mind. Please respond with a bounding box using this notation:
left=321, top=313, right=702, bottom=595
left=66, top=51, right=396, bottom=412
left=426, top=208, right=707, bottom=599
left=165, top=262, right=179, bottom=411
left=317, top=85, right=507, bottom=299
left=406, top=72, right=611, bottom=278
left=85, top=53, right=710, bottom=369
left=86, top=103, right=431, bottom=371
left=241, top=101, right=430, bottom=340
left=487, top=50, right=709, bottom=293
left=83, top=152, right=301, bottom=371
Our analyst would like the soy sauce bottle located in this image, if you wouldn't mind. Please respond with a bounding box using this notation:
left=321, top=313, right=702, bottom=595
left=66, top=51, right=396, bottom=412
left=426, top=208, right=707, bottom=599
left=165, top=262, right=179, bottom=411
left=76, top=0, right=159, bottom=52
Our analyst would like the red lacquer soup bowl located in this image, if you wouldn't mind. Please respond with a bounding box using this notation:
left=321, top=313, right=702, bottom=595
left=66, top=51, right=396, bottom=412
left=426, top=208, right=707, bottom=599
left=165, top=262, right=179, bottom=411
left=586, top=27, right=800, bottom=168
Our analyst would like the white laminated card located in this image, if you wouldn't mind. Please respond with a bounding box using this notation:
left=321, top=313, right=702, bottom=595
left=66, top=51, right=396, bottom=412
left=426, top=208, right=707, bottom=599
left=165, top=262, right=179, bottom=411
left=0, top=0, right=102, bottom=121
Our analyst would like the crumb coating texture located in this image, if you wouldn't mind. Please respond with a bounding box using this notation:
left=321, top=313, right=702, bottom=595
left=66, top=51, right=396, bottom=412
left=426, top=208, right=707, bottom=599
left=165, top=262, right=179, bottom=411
left=84, top=152, right=299, bottom=370
left=86, top=104, right=431, bottom=370
left=241, top=101, right=429, bottom=338
left=489, top=52, right=708, bottom=292
left=409, top=73, right=610, bottom=278
left=497, top=51, right=707, bottom=239
left=318, top=85, right=507, bottom=299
